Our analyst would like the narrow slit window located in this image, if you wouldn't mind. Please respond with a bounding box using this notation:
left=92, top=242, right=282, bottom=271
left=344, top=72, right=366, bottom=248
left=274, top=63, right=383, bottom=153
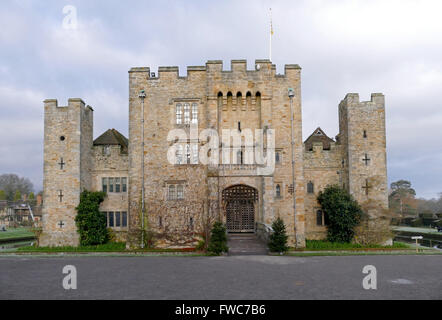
left=102, top=178, right=108, bottom=193
left=176, top=145, right=183, bottom=164
left=307, top=181, right=314, bottom=194
left=176, top=103, right=182, bottom=124
left=276, top=184, right=281, bottom=198
left=192, top=144, right=198, bottom=164
left=316, top=210, right=323, bottom=226
left=184, top=103, right=190, bottom=124
left=115, top=212, right=121, bottom=227
left=122, top=177, right=127, bottom=192
left=108, top=212, right=114, bottom=227
left=177, top=185, right=184, bottom=199
left=122, top=212, right=127, bottom=227
left=185, top=144, right=191, bottom=164
left=192, top=103, right=198, bottom=124
left=168, top=185, right=176, bottom=200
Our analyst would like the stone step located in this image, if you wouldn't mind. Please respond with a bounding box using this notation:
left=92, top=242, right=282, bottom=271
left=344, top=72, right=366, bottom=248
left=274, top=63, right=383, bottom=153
left=227, top=233, right=268, bottom=256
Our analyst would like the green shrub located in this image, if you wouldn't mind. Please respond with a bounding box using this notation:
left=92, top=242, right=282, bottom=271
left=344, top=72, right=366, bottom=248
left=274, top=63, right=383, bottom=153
left=207, top=222, right=228, bottom=255
left=268, top=217, right=289, bottom=253
left=75, top=190, right=108, bottom=246
left=317, top=185, right=363, bottom=243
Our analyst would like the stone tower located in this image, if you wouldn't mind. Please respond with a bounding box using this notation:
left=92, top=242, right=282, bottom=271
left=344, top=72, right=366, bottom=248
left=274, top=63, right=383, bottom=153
left=338, top=93, right=388, bottom=211
left=40, top=98, right=93, bottom=247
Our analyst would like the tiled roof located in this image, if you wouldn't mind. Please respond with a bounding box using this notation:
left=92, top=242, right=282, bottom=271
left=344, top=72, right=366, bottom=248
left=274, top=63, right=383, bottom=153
left=93, top=129, right=128, bottom=153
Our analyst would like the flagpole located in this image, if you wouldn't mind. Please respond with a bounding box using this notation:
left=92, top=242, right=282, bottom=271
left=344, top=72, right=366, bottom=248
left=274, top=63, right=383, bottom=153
left=269, top=8, right=272, bottom=62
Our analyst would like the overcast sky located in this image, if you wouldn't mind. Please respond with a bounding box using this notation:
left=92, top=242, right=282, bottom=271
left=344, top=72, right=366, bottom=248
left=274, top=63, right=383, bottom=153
left=1, top=0, right=441, bottom=198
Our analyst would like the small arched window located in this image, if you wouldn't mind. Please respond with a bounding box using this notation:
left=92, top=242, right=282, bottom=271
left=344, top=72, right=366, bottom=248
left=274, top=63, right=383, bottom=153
left=307, top=181, right=314, bottom=194
left=256, top=92, right=261, bottom=109
left=227, top=92, right=233, bottom=108
left=236, top=92, right=242, bottom=106
left=276, top=184, right=281, bottom=198
left=316, top=210, right=323, bottom=226
left=217, top=92, right=223, bottom=108
left=246, top=91, right=252, bottom=107
left=363, top=130, right=367, bottom=138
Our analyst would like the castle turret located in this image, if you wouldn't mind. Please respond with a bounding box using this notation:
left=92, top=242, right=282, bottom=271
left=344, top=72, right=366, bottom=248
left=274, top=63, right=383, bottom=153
left=338, top=93, right=388, bottom=211
left=40, top=98, right=93, bottom=247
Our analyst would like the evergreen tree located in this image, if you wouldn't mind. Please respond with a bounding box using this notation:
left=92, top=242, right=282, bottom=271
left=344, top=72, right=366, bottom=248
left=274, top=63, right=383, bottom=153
left=75, top=190, right=108, bottom=246
left=317, top=185, right=363, bottom=243
left=207, top=221, right=228, bottom=255
left=268, top=217, right=289, bottom=253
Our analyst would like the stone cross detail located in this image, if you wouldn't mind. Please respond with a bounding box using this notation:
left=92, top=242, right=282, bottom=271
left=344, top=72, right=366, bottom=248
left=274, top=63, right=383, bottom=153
left=58, top=157, right=66, bottom=170
left=362, top=154, right=371, bottom=166
left=362, top=179, right=372, bottom=195
left=58, top=190, right=64, bottom=202
left=58, top=221, right=65, bottom=228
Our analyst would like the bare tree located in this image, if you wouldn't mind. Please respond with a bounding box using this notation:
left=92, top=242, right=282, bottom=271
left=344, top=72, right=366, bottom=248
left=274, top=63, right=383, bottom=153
left=0, top=174, right=34, bottom=201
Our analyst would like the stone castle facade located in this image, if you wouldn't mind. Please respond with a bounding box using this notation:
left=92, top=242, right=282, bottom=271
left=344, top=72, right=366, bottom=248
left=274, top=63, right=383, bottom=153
left=39, top=59, right=388, bottom=248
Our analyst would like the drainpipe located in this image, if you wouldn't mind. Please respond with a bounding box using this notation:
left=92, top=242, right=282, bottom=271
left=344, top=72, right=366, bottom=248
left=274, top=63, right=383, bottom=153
left=288, top=88, right=297, bottom=248
left=139, top=90, right=146, bottom=249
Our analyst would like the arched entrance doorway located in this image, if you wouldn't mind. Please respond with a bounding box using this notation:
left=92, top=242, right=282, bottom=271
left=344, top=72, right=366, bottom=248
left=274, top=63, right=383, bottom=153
left=222, top=185, right=258, bottom=233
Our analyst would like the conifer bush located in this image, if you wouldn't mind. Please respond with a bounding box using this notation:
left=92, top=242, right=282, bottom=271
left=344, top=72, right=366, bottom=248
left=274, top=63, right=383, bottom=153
left=207, top=221, right=228, bottom=255
left=268, top=217, right=289, bottom=253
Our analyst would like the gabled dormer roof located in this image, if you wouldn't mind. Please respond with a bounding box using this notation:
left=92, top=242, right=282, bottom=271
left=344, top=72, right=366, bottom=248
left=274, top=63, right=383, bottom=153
left=93, top=129, right=128, bottom=153
left=304, top=127, right=334, bottom=151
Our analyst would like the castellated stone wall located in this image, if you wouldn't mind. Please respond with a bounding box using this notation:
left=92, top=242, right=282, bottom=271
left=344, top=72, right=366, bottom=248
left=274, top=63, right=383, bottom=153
left=40, top=99, right=93, bottom=247
left=40, top=59, right=388, bottom=249
left=339, top=93, right=388, bottom=212
left=128, top=60, right=305, bottom=248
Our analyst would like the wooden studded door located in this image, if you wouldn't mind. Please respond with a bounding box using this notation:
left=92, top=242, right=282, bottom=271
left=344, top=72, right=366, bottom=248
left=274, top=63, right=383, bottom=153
left=223, top=185, right=258, bottom=233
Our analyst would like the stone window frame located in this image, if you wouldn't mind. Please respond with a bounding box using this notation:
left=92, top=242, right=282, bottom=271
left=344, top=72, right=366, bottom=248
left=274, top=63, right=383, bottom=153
left=176, top=103, right=182, bottom=125
left=175, top=142, right=199, bottom=165
left=307, top=181, right=314, bottom=194
left=167, top=183, right=185, bottom=201
left=102, top=211, right=128, bottom=229
left=275, top=149, right=283, bottom=165
left=274, top=182, right=283, bottom=199
left=315, top=208, right=328, bottom=227
left=172, top=99, right=201, bottom=127
left=102, top=176, right=129, bottom=194
left=183, top=103, right=190, bottom=124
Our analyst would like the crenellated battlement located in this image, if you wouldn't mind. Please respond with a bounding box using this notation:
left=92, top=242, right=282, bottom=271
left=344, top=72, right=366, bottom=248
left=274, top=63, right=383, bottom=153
left=129, top=59, right=301, bottom=81
left=340, top=93, right=385, bottom=107
left=44, top=98, right=94, bottom=113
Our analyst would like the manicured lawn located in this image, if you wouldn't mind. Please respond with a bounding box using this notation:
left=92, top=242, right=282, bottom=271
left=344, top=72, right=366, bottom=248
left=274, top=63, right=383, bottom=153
left=0, top=228, right=35, bottom=241
left=393, top=226, right=441, bottom=235
left=300, top=240, right=410, bottom=251
left=18, top=242, right=127, bottom=252
left=17, top=242, right=198, bottom=253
